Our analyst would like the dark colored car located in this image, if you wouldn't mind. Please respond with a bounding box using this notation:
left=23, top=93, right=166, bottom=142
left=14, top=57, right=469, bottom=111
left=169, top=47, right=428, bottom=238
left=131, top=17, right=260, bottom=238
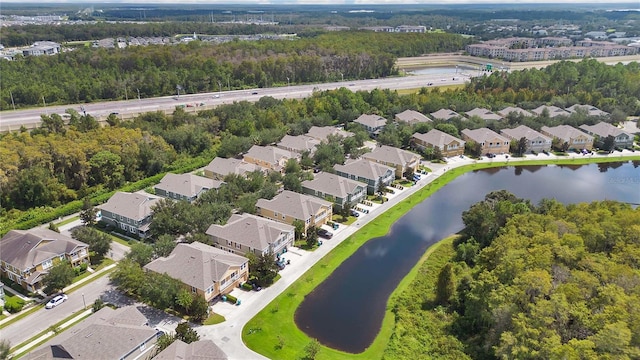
left=317, top=229, right=333, bottom=239
left=350, top=209, right=360, bottom=217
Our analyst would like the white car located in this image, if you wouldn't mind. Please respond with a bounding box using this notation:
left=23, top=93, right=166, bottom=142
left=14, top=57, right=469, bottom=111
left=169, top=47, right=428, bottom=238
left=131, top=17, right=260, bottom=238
left=46, top=294, right=68, bottom=309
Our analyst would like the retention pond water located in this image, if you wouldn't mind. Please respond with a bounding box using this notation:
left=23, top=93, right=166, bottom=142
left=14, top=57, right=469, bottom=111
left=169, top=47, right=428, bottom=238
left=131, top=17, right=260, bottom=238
left=294, top=161, right=640, bottom=353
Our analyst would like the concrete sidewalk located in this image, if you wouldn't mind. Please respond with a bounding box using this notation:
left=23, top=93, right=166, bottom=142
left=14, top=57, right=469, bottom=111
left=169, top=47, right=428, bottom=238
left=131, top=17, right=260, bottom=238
left=196, top=150, right=640, bottom=360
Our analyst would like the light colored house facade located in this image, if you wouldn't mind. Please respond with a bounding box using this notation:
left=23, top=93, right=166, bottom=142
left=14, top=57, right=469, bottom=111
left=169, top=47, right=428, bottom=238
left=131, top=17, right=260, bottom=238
left=203, top=157, right=266, bottom=180
left=154, top=173, right=223, bottom=203
left=461, top=128, right=511, bottom=155
left=243, top=145, right=297, bottom=173
left=541, top=125, right=594, bottom=150
left=334, top=158, right=395, bottom=195
left=206, top=213, right=294, bottom=258
left=144, top=242, right=248, bottom=301
left=362, top=145, right=420, bottom=178
left=276, top=135, right=320, bottom=154
left=579, top=122, right=633, bottom=148
left=302, top=172, right=367, bottom=210
left=411, top=129, right=465, bottom=157
left=501, top=125, right=552, bottom=153
left=395, top=110, right=432, bottom=125
left=23, top=306, right=160, bottom=360
left=256, top=190, right=333, bottom=233
left=0, top=228, right=89, bottom=292
left=99, top=192, right=161, bottom=238
left=354, top=114, right=387, bottom=136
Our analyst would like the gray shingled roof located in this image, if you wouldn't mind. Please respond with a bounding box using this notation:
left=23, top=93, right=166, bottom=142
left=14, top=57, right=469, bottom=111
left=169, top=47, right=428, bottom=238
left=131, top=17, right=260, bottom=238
left=579, top=122, right=630, bottom=138
left=256, top=190, right=332, bottom=222
left=206, top=214, right=294, bottom=253
left=155, top=173, right=223, bottom=198
left=302, top=172, right=367, bottom=200
left=395, top=110, right=432, bottom=124
left=465, top=108, right=503, bottom=121
left=541, top=125, right=594, bottom=142
left=354, top=114, right=387, bottom=128
left=153, top=340, right=228, bottom=360
left=23, top=306, right=157, bottom=360
left=566, top=104, right=609, bottom=117
left=362, top=145, right=419, bottom=167
left=276, top=135, right=320, bottom=153
left=461, top=128, right=509, bottom=144
left=334, top=158, right=394, bottom=180
left=243, top=145, right=296, bottom=167
left=204, top=157, right=265, bottom=178
left=99, top=192, right=160, bottom=221
left=430, top=109, right=465, bottom=121
left=501, top=125, right=551, bottom=142
left=531, top=105, right=571, bottom=118
left=306, top=126, right=353, bottom=142
left=412, top=129, right=465, bottom=149
left=498, top=106, right=533, bottom=118
left=144, top=242, right=247, bottom=291
left=0, top=229, right=88, bottom=272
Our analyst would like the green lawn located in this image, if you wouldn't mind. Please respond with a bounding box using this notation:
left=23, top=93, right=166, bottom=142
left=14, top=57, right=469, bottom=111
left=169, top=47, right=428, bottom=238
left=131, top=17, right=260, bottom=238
left=332, top=214, right=357, bottom=225
left=71, top=258, right=115, bottom=283
left=54, top=216, right=80, bottom=227
left=243, top=155, right=640, bottom=360
left=203, top=312, right=226, bottom=325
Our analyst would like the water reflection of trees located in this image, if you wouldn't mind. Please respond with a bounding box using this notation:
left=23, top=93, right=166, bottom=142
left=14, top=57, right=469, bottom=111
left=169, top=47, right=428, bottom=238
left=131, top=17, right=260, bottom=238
left=515, top=165, right=543, bottom=176
left=597, top=161, right=625, bottom=173
left=557, top=164, right=583, bottom=171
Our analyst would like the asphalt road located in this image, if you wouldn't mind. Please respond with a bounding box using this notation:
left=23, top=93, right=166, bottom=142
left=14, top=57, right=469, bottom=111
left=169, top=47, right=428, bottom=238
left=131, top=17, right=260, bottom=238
left=0, top=73, right=470, bottom=132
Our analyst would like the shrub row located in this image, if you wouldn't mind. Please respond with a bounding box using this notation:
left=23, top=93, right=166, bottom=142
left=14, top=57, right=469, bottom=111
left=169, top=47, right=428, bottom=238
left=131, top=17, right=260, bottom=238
left=4, top=296, right=25, bottom=313
left=224, top=294, right=238, bottom=304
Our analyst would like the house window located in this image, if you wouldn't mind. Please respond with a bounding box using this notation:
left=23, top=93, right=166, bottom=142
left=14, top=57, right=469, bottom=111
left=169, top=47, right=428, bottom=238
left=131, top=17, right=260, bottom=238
left=42, top=259, right=53, bottom=270
left=236, top=243, right=241, bottom=249
left=59, top=254, right=65, bottom=260
left=140, top=343, right=146, bottom=351
left=241, top=263, right=247, bottom=270
left=191, top=286, right=197, bottom=293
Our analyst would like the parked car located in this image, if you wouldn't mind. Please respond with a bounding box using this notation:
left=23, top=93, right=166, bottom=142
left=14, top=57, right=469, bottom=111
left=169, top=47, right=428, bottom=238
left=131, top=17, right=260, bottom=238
left=350, top=209, right=360, bottom=217
left=317, top=228, right=333, bottom=239
left=252, top=91, right=259, bottom=95
left=486, top=153, right=496, bottom=158
left=46, top=294, right=68, bottom=309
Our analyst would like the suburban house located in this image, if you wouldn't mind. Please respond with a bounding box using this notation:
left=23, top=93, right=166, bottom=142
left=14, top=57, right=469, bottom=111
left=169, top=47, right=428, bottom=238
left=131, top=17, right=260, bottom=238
left=203, top=157, right=266, bottom=180
left=99, top=192, right=161, bottom=239
left=154, top=173, right=224, bottom=203
left=334, top=158, right=395, bottom=195
left=501, top=125, right=552, bottom=153
left=411, top=129, right=465, bottom=157
left=24, top=306, right=161, bottom=360
left=0, top=229, right=90, bottom=292
left=302, top=172, right=367, bottom=210
left=541, top=125, right=594, bottom=150
left=354, top=114, right=387, bottom=136
left=306, top=126, right=353, bottom=142
left=531, top=105, right=571, bottom=118
left=256, top=190, right=333, bottom=233
left=498, top=106, right=533, bottom=118
left=276, top=135, right=320, bottom=154
left=153, top=340, right=227, bottom=360
left=144, top=242, right=249, bottom=301
left=22, top=41, right=61, bottom=56
left=362, top=145, right=420, bottom=178
left=206, top=213, right=294, bottom=258
left=465, top=108, right=503, bottom=121
left=579, top=122, right=633, bottom=148
left=243, top=145, right=298, bottom=173
left=394, top=110, right=432, bottom=125
left=430, top=109, right=467, bottom=121
left=461, top=128, right=511, bottom=155
left=566, top=104, right=610, bottom=117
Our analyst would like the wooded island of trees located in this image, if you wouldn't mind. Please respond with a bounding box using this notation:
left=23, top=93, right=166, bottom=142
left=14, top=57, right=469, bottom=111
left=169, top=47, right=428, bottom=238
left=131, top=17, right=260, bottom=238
left=385, top=195, right=640, bottom=359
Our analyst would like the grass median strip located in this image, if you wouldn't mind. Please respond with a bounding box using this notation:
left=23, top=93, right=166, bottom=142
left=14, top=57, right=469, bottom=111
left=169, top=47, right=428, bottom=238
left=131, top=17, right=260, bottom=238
left=243, top=156, right=640, bottom=360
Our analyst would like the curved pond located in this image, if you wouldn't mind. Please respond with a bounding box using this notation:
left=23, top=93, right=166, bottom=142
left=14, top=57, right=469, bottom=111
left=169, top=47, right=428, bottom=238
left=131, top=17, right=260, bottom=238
left=294, top=162, right=640, bottom=353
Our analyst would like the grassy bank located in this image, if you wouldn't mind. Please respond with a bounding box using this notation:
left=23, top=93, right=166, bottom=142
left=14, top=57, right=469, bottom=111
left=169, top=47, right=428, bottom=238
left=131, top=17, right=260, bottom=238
left=243, top=155, right=640, bottom=359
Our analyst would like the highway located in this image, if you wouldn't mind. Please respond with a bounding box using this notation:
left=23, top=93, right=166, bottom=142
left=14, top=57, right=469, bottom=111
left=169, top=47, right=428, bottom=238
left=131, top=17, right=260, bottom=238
left=0, top=73, right=471, bottom=132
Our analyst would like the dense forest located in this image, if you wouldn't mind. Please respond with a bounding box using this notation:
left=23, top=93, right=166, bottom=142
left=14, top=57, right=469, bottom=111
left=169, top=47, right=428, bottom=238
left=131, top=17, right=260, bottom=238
left=2, top=59, right=637, bottom=234
left=0, top=32, right=471, bottom=109
left=385, top=195, right=640, bottom=359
